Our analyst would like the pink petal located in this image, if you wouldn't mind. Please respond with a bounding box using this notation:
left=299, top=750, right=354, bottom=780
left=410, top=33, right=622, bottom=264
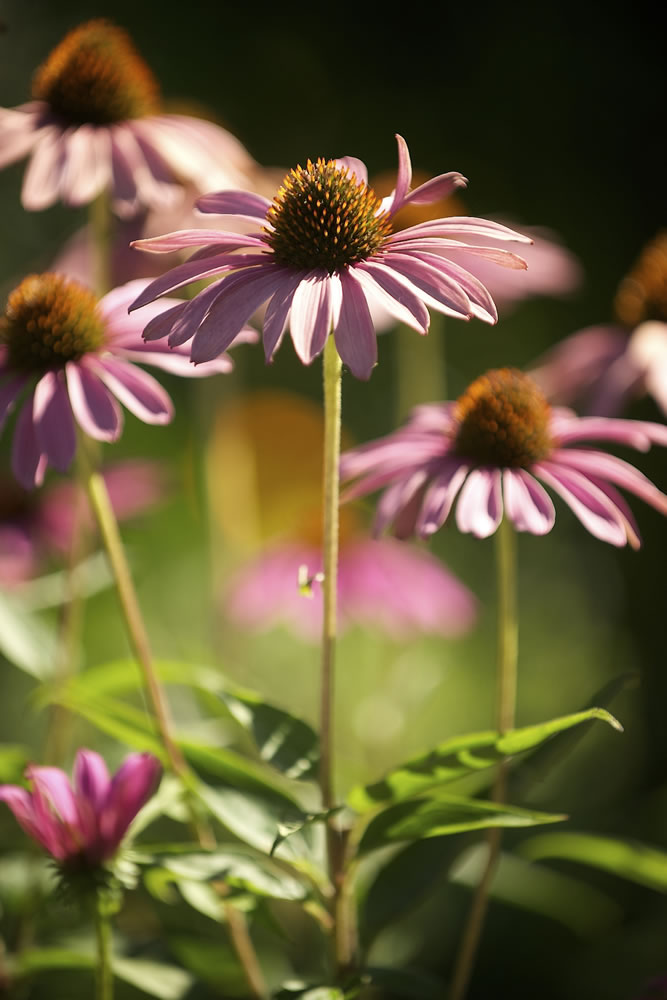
left=402, top=170, right=468, bottom=206
left=128, top=251, right=247, bottom=311
left=196, top=189, right=272, bottom=219
left=416, top=461, right=470, bottom=536
left=386, top=134, right=413, bottom=216
left=550, top=448, right=667, bottom=516
left=289, top=274, right=333, bottom=365
left=133, top=229, right=265, bottom=254
left=0, top=374, right=27, bottom=431
left=141, top=301, right=188, bottom=343
left=33, top=371, right=76, bottom=472
left=60, top=125, right=112, bottom=206
left=374, top=468, right=430, bottom=536
left=334, top=269, right=377, bottom=379
left=551, top=415, right=667, bottom=451
left=355, top=262, right=430, bottom=333
left=379, top=252, right=473, bottom=319
left=190, top=266, right=286, bottom=363
left=502, top=469, right=555, bottom=534
left=335, top=156, right=368, bottom=186
left=0, top=105, right=42, bottom=168
left=263, top=275, right=303, bottom=361
left=66, top=362, right=123, bottom=441
left=399, top=217, right=532, bottom=244
left=92, top=358, right=173, bottom=424
left=0, top=786, right=51, bottom=851
left=455, top=468, right=504, bottom=537
left=12, top=398, right=47, bottom=489
left=74, top=750, right=111, bottom=810
left=534, top=461, right=630, bottom=546
left=21, top=126, right=67, bottom=210
left=101, top=753, right=161, bottom=851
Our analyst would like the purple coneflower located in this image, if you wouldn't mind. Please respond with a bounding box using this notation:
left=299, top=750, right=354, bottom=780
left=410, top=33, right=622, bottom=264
left=341, top=367, right=667, bottom=547
left=0, top=275, right=249, bottom=489
left=0, top=749, right=161, bottom=868
left=129, top=135, right=531, bottom=379
left=0, top=20, right=255, bottom=217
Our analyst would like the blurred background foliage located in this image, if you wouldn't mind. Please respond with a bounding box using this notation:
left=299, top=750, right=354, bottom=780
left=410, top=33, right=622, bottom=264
left=0, top=1, right=665, bottom=998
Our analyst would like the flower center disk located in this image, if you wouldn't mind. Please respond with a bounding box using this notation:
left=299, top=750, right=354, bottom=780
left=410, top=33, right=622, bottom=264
left=1, top=274, right=105, bottom=372
left=265, top=159, right=392, bottom=273
left=32, top=19, right=160, bottom=125
left=614, top=231, right=667, bottom=327
left=453, top=368, right=553, bottom=468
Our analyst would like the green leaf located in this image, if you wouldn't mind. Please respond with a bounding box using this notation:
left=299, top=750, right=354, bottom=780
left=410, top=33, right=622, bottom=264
left=180, top=738, right=301, bottom=802
left=0, top=592, right=57, bottom=679
left=0, top=743, right=29, bottom=782
left=198, top=785, right=316, bottom=860
left=348, top=708, right=623, bottom=812
left=168, top=935, right=253, bottom=995
left=519, top=832, right=667, bottom=892
left=142, top=849, right=307, bottom=901
left=358, top=794, right=566, bottom=855
left=212, top=688, right=319, bottom=780
left=112, top=957, right=193, bottom=999
left=270, top=807, right=342, bottom=857
left=17, top=947, right=94, bottom=974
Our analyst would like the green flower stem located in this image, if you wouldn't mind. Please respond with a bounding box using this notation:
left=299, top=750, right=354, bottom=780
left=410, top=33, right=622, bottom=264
left=94, top=892, right=114, bottom=1000
left=395, top=313, right=447, bottom=422
left=90, top=191, right=113, bottom=298
left=449, top=516, right=517, bottom=1000
left=319, top=335, right=351, bottom=974
left=83, top=463, right=268, bottom=1000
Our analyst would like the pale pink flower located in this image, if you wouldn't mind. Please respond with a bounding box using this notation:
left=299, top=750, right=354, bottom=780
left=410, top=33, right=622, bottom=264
left=0, top=749, right=161, bottom=867
left=129, top=134, right=531, bottom=379
left=341, top=368, right=667, bottom=547
left=226, top=536, right=477, bottom=641
left=0, top=20, right=256, bottom=218
left=0, top=275, right=250, bottom=489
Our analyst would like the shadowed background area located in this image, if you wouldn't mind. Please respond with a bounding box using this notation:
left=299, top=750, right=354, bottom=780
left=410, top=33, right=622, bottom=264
left=0, top=2, right=665, bottom=998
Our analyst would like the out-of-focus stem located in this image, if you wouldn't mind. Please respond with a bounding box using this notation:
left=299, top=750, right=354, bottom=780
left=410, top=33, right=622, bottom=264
left=449, top=517, right=517, bottom=1000
left=90, top=190, right=112, bottom=298
left=95, top=893, right=113, bottom=1000
left=395, top=313, right=447, bottom=422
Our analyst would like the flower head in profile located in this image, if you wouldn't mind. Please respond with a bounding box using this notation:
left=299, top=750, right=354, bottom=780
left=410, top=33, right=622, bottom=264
left=0, top=749, right=161, bottom=869
left=0, top=274, right=249, bottom=489
left=341, top=368, right=667, bottom=547
left=530, top=232, right=667, bottom=417
left=129, top=134, right=531, bottom=379
left=0, top=19, right=256, bottom=217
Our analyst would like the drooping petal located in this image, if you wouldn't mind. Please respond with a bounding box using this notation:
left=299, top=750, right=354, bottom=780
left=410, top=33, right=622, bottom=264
left=0, top=786, right=52, bottom=851
left=263, top=274, right=303, bottom=361
left=140, top=301, right=188, bottom=343
left=66, top=362, right=123, bottom=441
left=12, top=398, right=47, bottom=489
left=289, top=274, right=333, bottom=366
left=551, top=415, right=667, bottom=451
left=534, top=461, right=630, bottom=546
left=21, top=126, right=67, bottom=210
left=416, top=461, right=470, bottom=536
left=92, top=358, right=173, bottom=424
left=398, top=216, right=533, bottom=244
left=33, top=371, right=76, bottom=472
left=354, top=262, right=430, bottom=334
left=455, top=468, right=504, bottom=537
left=379, top=252, right=473, bottom=319
left=373, top=468, right=431, bottom=536
left=128, top=250, right=251, bottom=311
left=0, top=105, right=42, bottom=168
left=60, top=125, right=112, bottom=206
left=550, top=448, right=667, bottom=516
left=334, top=269, right=377, bottom=379
left=502, top=469, right=555, bottom=534
left=191, top=265, right=287, bottom=363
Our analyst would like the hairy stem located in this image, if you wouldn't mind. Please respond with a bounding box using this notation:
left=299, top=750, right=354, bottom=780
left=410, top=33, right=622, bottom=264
left=94, top=893, right=114, bottom=1000
left=449, top=517, right=517, bottom=1000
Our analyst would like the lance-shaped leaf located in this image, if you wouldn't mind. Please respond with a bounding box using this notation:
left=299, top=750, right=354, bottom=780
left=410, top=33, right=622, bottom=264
left=348, top=708, right=622, bottom=812
left=520, top=832, right=667, bottom=892
left=358, top=794, right=566, bottom=855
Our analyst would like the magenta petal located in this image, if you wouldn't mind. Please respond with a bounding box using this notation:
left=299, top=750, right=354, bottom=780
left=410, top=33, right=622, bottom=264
left=74, top=750, right=111, bottom=810
left=502, top=469, right=555, bottom=534
left=0, top=786, right=53, bottom=851
left=66, top=362, right=123, bottom=441
left=101, top=753, right=161, bottom=851
left=93, top=358, right=173, bottom=424
left=334, top=270, right=377, bottom=379
left=289, top=274, right=333, bottom=365
left=455, top=468, right=504, bottom=537
left=12, top=398, right=47, bottom=489
left=33, top=371, right=76, bottom=472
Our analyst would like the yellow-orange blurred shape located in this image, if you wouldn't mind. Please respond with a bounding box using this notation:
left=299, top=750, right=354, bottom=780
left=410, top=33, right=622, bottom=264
left=207, top=390, right=358, bottom=553
left=614, top=231, right=667, bottom=328
left=370, top=168, right=466, bottom=232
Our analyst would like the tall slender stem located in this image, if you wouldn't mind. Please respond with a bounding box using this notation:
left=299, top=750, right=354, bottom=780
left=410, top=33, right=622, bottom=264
left=395, top=313, right=447, bottom=423
left=94, top=893, right=114, bottom=1000
left=319, top=335, right=350, bottom=973
left=449, top=517, right=517, bottom=1000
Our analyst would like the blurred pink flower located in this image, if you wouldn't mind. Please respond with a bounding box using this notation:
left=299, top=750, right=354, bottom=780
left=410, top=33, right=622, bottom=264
left=0, top=749, right=161, bottom=867
left=0, top=460, right=165, bottom=587
left=530, top=233, right=667, bottom=417
left=341, top=368, right=667, bottom=547
left=0, top=275, right=249, bottom=489
left=227, top=536, right=477, bottom=641
left=129, top=134, right=530, bottom=379
left=0, top=20, right=256, bottom=217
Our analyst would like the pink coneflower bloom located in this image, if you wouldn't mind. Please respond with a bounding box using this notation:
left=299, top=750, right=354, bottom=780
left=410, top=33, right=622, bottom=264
left=227, top=536, right=477, bottom=641
left=129, top=134, right=531, bottom=379
left=341, top=368, right=667, bottom=547
left=530, top=232, right=667, bottom=417
left=0, top=275, right=249, bottom=489
left=0, top=20, right=256, bottom=218
left=0, top=749, right=160, bottom=868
